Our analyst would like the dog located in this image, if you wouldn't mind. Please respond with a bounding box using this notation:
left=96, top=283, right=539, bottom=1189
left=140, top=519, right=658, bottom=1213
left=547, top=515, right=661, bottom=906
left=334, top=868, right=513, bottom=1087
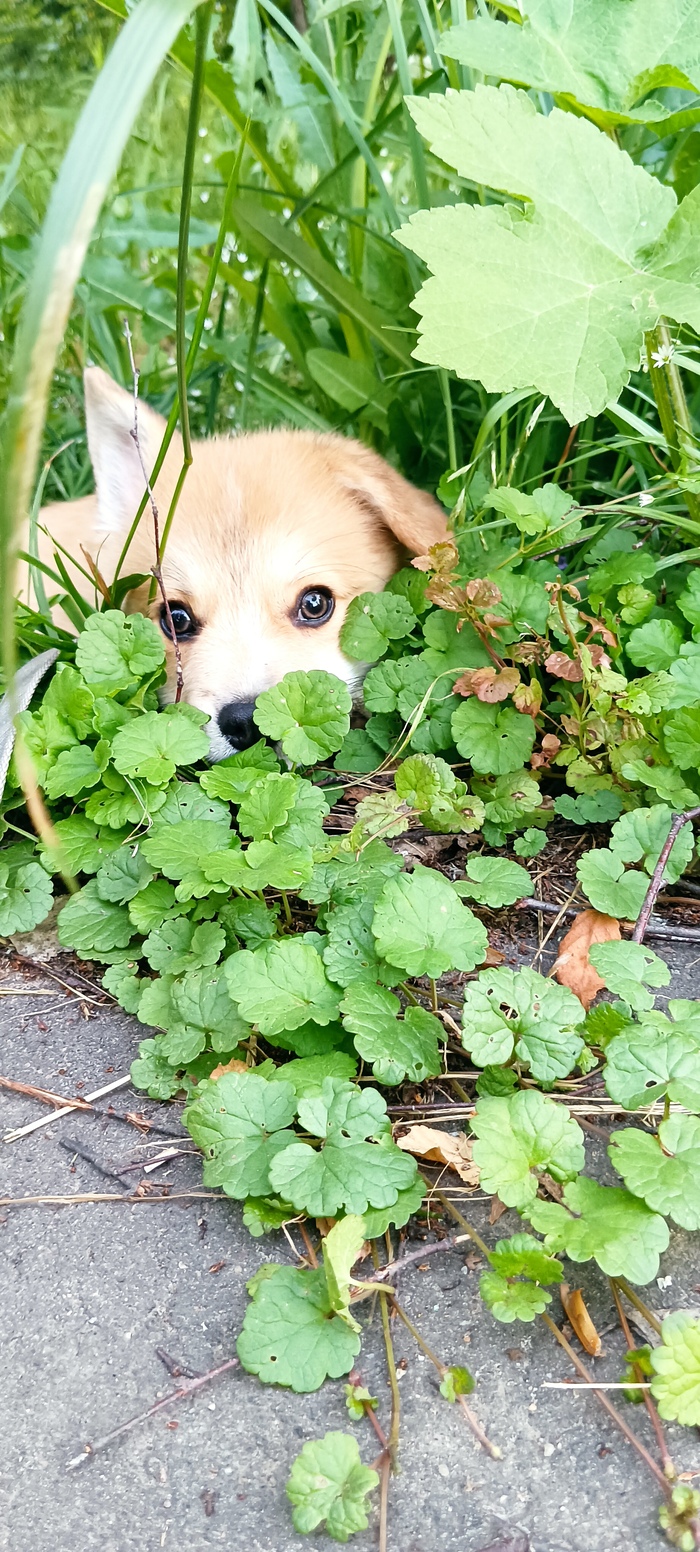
left=19, top=368, right=447, bottom=759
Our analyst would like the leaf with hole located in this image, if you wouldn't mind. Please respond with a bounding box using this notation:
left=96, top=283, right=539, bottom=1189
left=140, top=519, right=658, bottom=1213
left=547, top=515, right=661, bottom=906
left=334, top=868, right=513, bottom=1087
left=340, top=592, right=417, bottom=663
left=340, top=981, right=442, bottom=1085
left=588, top=940, right=670, bottom=1013
left=183, top=1070, right=297, bottom=1199
left=268, top=1078, right=418, bottom=1217
left=237, top=1266, right=361, bottom=1392
left=462, top=967, right=585, bottom=1082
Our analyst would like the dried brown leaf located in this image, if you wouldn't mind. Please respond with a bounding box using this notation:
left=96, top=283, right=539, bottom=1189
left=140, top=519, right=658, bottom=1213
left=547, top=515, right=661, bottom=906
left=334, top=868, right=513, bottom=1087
left=453, top=666, right=521, bottom=702
left=560, top=1285, right=602, bottom=1357
left=544, top=651, right=583, bottom=682
left=553, top=908, right=621, bottom=1011
left=513, top=679, right=542, bottom=718
left=209, top=1058, right=248, bottom=1080
left=395, top=1125, right=480, bottom=1185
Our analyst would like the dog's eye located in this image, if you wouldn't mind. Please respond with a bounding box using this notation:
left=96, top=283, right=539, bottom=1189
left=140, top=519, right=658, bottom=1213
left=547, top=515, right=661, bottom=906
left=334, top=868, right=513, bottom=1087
left=295, top=587, right=334, bottom=626
left=160, top=602, right=197, bottom=639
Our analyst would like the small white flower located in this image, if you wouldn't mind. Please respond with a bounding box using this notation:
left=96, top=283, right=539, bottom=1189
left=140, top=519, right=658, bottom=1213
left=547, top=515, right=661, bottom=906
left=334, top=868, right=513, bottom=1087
left=651, top=342, right=675, bottom=368
left=639, top=491, right=654, bottom=507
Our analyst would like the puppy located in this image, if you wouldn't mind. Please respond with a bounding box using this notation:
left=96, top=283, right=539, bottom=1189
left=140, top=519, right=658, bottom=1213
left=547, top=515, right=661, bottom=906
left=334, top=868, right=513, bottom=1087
left=19, top=368, right=446, bottom=759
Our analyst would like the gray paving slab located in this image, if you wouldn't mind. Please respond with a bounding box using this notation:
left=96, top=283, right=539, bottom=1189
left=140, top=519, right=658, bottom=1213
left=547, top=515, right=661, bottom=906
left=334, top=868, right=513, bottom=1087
left=1, top=931, right=699, bottom=1552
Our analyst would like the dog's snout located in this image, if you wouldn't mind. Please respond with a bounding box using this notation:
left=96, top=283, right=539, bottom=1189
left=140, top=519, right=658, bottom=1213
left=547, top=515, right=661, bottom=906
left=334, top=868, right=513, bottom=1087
left=217, top=700, right=259, bottom=752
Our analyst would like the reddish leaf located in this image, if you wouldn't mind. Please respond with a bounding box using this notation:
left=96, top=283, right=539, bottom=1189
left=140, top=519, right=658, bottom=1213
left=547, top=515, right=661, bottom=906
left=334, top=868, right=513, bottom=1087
left=553, top=907, right=621, bottom=1010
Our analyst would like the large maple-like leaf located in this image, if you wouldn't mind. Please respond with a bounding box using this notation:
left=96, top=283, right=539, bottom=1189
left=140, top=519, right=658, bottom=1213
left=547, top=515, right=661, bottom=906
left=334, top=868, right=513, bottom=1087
left=397, top=85, right=700, bottom=423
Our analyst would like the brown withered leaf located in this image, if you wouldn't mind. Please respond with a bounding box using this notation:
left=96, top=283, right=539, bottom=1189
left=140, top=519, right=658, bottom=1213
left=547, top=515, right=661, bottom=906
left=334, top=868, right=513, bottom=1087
left=510, top=640, right=546, bottom=665
left=465, top=578, right=502, bottom=608
left=531, top=731, right=561, bottom=767
left=425, top=579, right=467, bottom=612
left=395, top=1125, right=480, bottom=1185
left=544, top=650, right=583, bottom=681
left=209, top=1058, right=248, bottom=1080
left=513, top=679, right=542, bottom=718
left=578, top=612, right=618, bottom=649
left=452, top=666, right=521, bottom=702
left=412, top=541, right=459, bottom=574
left=553, top=908, right=621, bottom=1011
left=560, top=1285, right=602, bottom=1357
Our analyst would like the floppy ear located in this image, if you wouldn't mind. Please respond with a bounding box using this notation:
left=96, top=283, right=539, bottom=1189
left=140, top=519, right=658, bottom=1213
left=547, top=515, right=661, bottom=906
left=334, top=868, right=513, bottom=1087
left=84, top=366, right=173, bottom=536
left=334, top=438, right=448, bottom=555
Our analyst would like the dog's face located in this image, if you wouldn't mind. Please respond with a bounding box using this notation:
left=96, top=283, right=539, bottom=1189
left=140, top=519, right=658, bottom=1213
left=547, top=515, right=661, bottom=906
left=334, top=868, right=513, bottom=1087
left=84, top=368, right=446, bottom=759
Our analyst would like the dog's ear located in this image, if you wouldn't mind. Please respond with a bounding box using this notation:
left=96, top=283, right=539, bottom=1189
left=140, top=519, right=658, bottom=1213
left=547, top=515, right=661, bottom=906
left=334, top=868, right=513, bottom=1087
left=334, top=439, right=448, bottom=555
left=84, top=366, right=175, bottom=535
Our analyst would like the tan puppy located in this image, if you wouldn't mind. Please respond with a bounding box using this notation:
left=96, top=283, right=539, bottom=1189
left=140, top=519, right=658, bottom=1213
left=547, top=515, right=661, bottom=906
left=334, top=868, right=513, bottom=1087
left=21, top=368, right=446, bottom=758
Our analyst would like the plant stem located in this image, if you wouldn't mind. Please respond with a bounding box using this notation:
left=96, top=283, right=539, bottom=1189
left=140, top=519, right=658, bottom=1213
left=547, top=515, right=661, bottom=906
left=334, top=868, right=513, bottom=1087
left=540, top=1311, right=670, bottom=1495
left=615, top=1278, right=663, bottom=1337
left=280, top=891, right=292, bottom=926
left=391, top=1296, right=502, bottom=1458
left=429, top=978, right=438, bottom=1014
left=645, top=322, right=700, bottom=521
left=435, top=1190, right=492, bottom=1261
left=632, top=805, right=700, bottom=944
left=175, top=1, right=211, bottom=469
left=609, top=1279, right=675, bottom=1481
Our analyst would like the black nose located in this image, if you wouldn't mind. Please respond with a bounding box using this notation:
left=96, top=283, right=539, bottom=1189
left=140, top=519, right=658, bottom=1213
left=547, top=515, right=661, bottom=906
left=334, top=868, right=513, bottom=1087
left=217, top=700, right=259, bottom=752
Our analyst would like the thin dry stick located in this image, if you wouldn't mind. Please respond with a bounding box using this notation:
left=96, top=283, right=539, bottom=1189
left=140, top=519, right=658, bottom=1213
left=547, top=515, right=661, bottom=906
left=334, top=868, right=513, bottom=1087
left=539, top=1311, right=670, bottom=1496
left=531, top=884, right=581, bottom=969
left=521, top=896, right=700, bottom=943
left=4, top=1073, right=131, bottom=1143
left=615, top=1277, right=663, bottom=1338
left=0, top=1075, right=92, bottom=1110
left=390, top=1296, right=502, bottom=1459
left=65, top=1355, right=239, bottom=1472
left=123, top=320, right=183, bottom=702
left=632, top=805, right=700, bottom=944
left=299, top=1222, right=319, bottom=1268
left=0, top=1189, right=225, bottom=1208
left=609, top=1278, right=675, bottom=1480
left=369, top=1235, right=468, bottom=1281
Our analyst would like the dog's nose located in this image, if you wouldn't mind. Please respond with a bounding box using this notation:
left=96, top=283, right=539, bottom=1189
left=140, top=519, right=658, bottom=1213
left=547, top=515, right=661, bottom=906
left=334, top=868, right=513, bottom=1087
left=217, top=700, right=259, bottom=752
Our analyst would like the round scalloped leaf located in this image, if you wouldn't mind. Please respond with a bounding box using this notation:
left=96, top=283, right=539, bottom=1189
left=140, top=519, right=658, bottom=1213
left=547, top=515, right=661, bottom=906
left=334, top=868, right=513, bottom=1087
left=253, top=670, right=352, bottom=764
left=111, top=710, right=209, bottom=786
left=451, top=698, right=536, bottom=775
left=470, top=1090, right=585, bottom=1210
left=604, top=1027, right=700, bottom=1112
left=454, top=855, right=531, bottom=907
left=609, top=805, right=694, bottom=885
left=269, top=1078, right=417, bottom=1218
left=525, top=1176, right=669, bottom=1285
left=361, top=1176, right=426, bottom=1238
left=372, top=864, right=488, bottom=978
left=323, top=898, right=399, bottom=989
left=183, top=1070, right=297, bottom=1199
left=57, top=878, right=134, bottom=957
left=237, top=1266, right=360, bottom=1391
left=0, top=852, right=54, bottom=936
left=225, top=940, right=341, bottom=1036
left=650, top=1313, right=700, bottom=1426
left=480, top=1271, right=553, bottom=1323
left=286, top=1431, right=379, bottom=1538
left=340, top=982, right=442, bottom=1085
left=588, top=940, right=670, bottom=1014
left=489, top=1232, right=563, bottom=1284
left=609, top=1117, right=700, bottom=1231
left=576, top=849, right=649, bottom=920
left=462, top=966, right=584, bottom=1081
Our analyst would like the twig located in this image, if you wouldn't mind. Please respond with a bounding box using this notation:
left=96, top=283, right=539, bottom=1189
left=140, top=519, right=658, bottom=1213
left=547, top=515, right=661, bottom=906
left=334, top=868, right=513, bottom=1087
left=610, top=1278, right=675, bottom=1479
left=0, top=1075, right=92, bottom=1110
left=65, top=1354, right=239, bottom=1471
left=299, top=1221, right=319, bottom=1268
left=539, top=1312, right=670, bottom=1495
left=530, top=884, right=581, bottom=968
left=0, top=1190, right=225, bottom=1208
left=542, top=1380, right=652, bottom=1390
left=391, top=1296, right=502, bottom=1459
left=155, top=1346, right=202, bottom=1381
left=520, top=896, right=700, bottom=941
left=632, top=806, right=700, bottom=943
left=369, top=1235, right=468, bottom=1280
left=3, top=1074, right=131, bottom=1143
left=435, top=1191, right=491, bottom=1259
left=59, top=1136, right=129, bottom=1186
left=615, top=1277, right=663, bottom=1338
left=123, top=320, right=183, bottom=702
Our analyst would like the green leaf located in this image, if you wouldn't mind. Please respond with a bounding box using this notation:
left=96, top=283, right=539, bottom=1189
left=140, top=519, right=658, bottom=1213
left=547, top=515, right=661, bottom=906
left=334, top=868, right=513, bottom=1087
left=610, top=1116, right=700, bottom=1230
left=286, top=1431, right=378, bottom=1539
left=488, top=1231, right=563, bottom=1284
left=242, top=1195, right=296, bottom=1238
left=0, top=850, right=53, bottom=935
left=554, top=791, right=624, bottom=825
left=322, top=1216, right=366, bottom=1313
left=584, top=1000, right=633, bottom=1050
left=451, top=699, right=536, bottom=775
left=626, top=620, right=683, bottom=672
left=486, top=482, right=577, bottom=537
left=479, top=1272, right=552, bottom=1323
left=340, top=982, right=442, bottom=1085
left=589, top=940, right=670, bottom=1014
left=269, top=1053, right=357, bottom=1096
left=439, top=0, right=700, bottom=122
left=74, top=610, right=164, bottom=696
left=345, top=1385, right=377, bottom=1421
left=39, top=816, right=121, bottom=877
left=95, top=847, right=154, bottom=904
left=130, top=1037, right=185, bottom=1101
left=323, top=898, right=397, bottom=989
left=454, top=855, right=531, bottom=908
left=57, top=879, right=134, bottom=957
left=307, top=349, right=388, bottom=423
left=664, top=708, right=700, bottom=771
left=439, top=1365, right=474, bottom=1401
left=44, top=740, right=109, bottom=799
left=525, top=1176, right=669, bottom=1284
left=111, top=709, right=209, bottom=786
left=141, top=819, right=233, bottom=899
left=159, top=968, right=250, bottom=1063
left=576, top=850, right=649, bottom=920
left=254, top=670, right=352, bottom=764
left=237, top=1266, right=361, bottom=1391
left=334, top=730, right=382, bottom=775
left=514, top=828, right=548, bottom=859
left=397, top=86, right=696, bottom=424
left=127, top=878, right=180, bottom=934
left=462, top=967, right=584, bottom=1082
left=269, top=1078, right=418, bottom=1217
left=610, top=804, right=694, bottom=885
left=184, top=1071, right=297, bottom=1198
left=604, top=1024, right=700, bottom=1112
left=202, top=838, right=314, bottom=894
left=200, top=740, right=281, bottom=802
left=225, top=939, right=341, bottom=1036
left=372, top=864, right=488, bottom=978
left=340, top=593, right=417, bottom=664
left=102, top=960, right=142, bottom=1014
left=143, top=918, right=225, bottom=975
left=219, top=897, right=280, bottom=950
left=650, top=1314, right=700, bottom=1425
left=471, top=1090, right=585, bottom=1210
left=154, top=780, right=234, bottom=828
left=237, top=772, right=300, bottom=841
left=362, top=656, right=435, bottom=719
